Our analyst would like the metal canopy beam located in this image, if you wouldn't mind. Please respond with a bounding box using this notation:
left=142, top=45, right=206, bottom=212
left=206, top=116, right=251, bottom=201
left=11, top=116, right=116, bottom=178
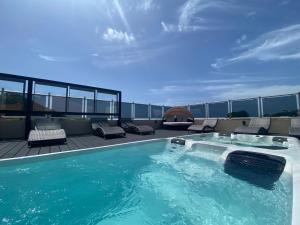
left=0, top=72, right=122, bottom=138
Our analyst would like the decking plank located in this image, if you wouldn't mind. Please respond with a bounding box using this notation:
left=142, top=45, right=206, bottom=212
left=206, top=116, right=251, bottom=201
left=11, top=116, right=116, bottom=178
left=39, top=146, right=50, bottom=155
left=59, top=144, right=70, bottom=152
left=0, top=130, right=189, bottom=160
left=50, top=145, right=61, bottom=153
left=14, top=142, right=31, bottom=157
left=27, top=146, right=41, bottom=156
left=0, top=141, right=24, bottom=158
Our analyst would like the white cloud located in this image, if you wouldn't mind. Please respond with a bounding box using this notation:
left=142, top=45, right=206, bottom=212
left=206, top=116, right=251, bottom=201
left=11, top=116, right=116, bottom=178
left=102, top=28, right=135, bottom=44
left=161, top=22, right=179, bottom=32
left=39, top=54, right=57, bottom=62
left=162, top=0, right=238, bottom=33
left=280, top=0, right=291, bottom=5
left=137, top=0, right=158, bottom=11
left=236, top=34, right=247, bottom=44
left=212, top=24, right=300, bottom=68
left=38, top=54, right=78, bottom=62
left=149, top=74, right=300, bottom=104
left=92, top=44, right=171, bottom=68
left=246, top=11, right=256, bottom=17
left=212, top=85, right=300, bottom=100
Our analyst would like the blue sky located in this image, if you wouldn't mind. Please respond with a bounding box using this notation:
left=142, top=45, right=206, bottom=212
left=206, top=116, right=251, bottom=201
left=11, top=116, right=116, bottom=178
left=0, top=0, right=300, bottom=105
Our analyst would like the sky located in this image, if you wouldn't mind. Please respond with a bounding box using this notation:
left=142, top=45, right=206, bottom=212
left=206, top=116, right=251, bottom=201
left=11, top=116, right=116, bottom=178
left=0, top=0, right=300, bottom=105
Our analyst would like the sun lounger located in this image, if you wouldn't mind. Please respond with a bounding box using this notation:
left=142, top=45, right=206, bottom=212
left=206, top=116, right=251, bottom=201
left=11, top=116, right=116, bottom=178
left=121, top=121, right=155, bottom=135
left=234, top=118, right=270, bottom=135
left=188, top=119, right=218, bottom=133
left=92, top=120, right=125, bottom=139
left=289, top=118, right=300, bottom=138
left=28, top=119, right=67, bottom=147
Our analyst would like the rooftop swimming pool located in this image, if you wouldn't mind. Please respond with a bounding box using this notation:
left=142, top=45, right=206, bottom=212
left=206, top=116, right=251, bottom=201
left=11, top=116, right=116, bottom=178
left=0, top=137, right=297, bottom=225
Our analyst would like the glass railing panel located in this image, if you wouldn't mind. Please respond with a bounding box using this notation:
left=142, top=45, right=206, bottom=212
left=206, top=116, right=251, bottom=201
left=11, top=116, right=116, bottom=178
left=151, top=105, right=163, bottom=119
left=122, top=102, right=132, bottom=119
left=231, top=98, right=258, bottom=117
left=96, top=100, right=111, bottom=114
left=0, top=91, right=24, bottom=111
left=86, top=99, right=94, bottom=113
left=208, top=102, right=228, bottom=118
left=262, top=95, right=298, bottom=117
left=32, top=94, right=48, bottom=112
left=68, top=97, right=83, bottom=113
left=190, top=104, right=205, bottom=118
left=52, top=96, right=66, bottom=112
left=135, top=103, right=149, bottom=119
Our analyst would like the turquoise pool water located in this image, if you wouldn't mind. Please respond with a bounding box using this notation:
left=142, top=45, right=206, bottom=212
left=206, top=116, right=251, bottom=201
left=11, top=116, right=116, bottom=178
left=0, top=140, right=292, bottom=225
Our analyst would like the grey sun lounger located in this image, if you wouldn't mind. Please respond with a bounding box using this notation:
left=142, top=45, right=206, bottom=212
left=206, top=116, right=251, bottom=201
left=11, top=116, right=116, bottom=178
left=234, top=118, right=271, bottom=135
left=28, top=119, right=67, bottom=147
left=289, top=118, right=300, bottom=138
left=188, top=119, right=218, bottom=133
left=92, top=121, right=126, bottom=139
left=121, top=121, right=155, bottom=135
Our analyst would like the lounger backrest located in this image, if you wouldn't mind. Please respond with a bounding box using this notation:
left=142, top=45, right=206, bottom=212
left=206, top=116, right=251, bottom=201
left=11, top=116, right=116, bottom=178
left=97, top=121, right=110, bottom=127
left=202, top=119, right=218, bottom=128
left=249, top=118, right=270, bottom=130
left=35, top=119, right=61, bottom=130
left=291, top=118, right=300, bottom=128
left=126, top=122, right=136, bottom=127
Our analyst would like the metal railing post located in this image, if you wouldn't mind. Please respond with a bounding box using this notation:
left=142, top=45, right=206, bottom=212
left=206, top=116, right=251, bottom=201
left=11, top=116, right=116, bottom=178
left=228, top=100, right=232, bottom=116
left=0, top=88, right=4, bottom=110
left=25, top=79, right=33, bottom=138
left=132, top=102, right=135, bottom=120
left=83, top=97, right=87, bottom=118
left=258, top=97, right=264, bottom=117
left=117, top=92, right=122, bottom=125
left=65, top=86, right=69, bottom=113
left=297, top=93, right=300, bottom=116
left=47, top=92, right=51, bottom=111
left=149, top=104, right=151, bottom=120
left=49, top=93, right=53, bottom=111
left=205, top=103, right=209, bottom=118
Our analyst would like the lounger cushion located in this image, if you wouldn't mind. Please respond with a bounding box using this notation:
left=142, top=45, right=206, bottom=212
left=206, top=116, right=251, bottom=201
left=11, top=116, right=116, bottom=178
left=132, top=125, right=154, bottom=134
left=202, top=119, right=218, bottom=128
left=163, top=122, right=193, bottom=126
left=92, top=122, right=125, bottom=137
left=234, top=126, right=265, bottom=135
left=28, top=129, right=66, bottom=142
left=35, top=121, right=62, bottom=130
left=101, top=126, right=125, bottom=136
left=188, top=125, right=205, bottom=131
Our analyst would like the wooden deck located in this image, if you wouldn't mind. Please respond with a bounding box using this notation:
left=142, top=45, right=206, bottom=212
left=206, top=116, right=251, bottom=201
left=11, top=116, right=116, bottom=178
left=0, top=130, right=189, bottom=160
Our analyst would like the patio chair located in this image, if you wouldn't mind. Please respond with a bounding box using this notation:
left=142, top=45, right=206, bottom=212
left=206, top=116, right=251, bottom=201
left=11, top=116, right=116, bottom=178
left=28, top=119, right=67, bottom=147
left=187, top=119, right=218, bottom=133
left=121, top=120, right=155, bottom=135
left=92, top=120, right=125, bottom=139
left=289, top=118, right=300, bottom=138
left=234, top=118, right=271, bottom=135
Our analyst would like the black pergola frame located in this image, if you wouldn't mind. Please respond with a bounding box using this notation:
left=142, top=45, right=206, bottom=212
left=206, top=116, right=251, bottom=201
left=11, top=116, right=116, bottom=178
left=0, top=73, right=122, bottom=137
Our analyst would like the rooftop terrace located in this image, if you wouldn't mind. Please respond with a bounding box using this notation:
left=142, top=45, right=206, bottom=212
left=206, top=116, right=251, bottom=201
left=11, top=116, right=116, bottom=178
left=0, top=73, right=299, bottom=160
